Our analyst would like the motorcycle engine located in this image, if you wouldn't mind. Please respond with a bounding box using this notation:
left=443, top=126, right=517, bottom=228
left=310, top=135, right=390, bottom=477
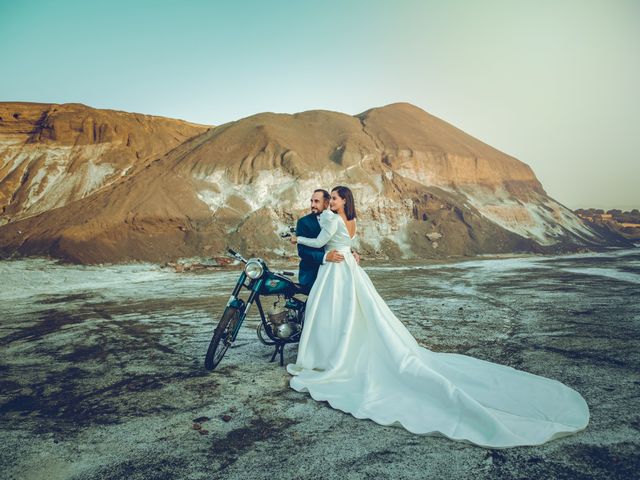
left=276, top=310, right=301, bottom=339
left=267, top=299, right=300, bottom=340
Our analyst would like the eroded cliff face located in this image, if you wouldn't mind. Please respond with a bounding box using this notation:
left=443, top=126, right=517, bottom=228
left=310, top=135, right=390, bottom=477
left=175, top=103, right=604, bottom=258
left=0, top=102, right=209, bottom=223
left=0, top=102, right=622, bottom=264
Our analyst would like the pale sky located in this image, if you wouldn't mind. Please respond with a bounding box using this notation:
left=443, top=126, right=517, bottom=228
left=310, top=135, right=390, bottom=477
left=1, top=0, right=638, bottom=209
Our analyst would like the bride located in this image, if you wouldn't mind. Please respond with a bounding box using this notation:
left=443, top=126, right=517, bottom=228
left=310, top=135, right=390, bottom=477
left=287, top=186, right=589, bottom=448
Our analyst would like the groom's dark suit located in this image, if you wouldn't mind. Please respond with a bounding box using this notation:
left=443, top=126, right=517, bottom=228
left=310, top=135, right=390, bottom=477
left=296, top=212, right=324, bottom=294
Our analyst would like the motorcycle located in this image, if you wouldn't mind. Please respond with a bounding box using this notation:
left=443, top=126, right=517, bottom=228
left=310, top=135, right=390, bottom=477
left=204, top=248, right=307, bottom=371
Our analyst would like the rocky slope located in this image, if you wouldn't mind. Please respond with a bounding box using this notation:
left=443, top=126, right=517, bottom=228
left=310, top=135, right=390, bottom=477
left=0, top=102, right=210, bottom=224
left=0, top=102, right=628, bottom=263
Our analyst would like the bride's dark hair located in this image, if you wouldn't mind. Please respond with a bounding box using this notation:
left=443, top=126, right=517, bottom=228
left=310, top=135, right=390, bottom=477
left=331, top=186, right=357, bottom=220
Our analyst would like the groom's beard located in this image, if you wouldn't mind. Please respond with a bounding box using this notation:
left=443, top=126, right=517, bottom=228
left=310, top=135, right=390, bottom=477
left=313, top=207, right=337, bottom=215
left=311, top=206, right=328, bottom=215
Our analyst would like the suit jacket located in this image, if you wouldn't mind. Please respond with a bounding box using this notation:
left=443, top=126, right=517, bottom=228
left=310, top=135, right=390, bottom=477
left=296, top=213, right=324, bottom=294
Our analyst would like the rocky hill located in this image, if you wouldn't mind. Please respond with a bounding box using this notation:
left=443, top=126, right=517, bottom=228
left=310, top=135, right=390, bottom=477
left=0, top=102, right=629, bottom=263
left=0, top=102, right=210, bottom=224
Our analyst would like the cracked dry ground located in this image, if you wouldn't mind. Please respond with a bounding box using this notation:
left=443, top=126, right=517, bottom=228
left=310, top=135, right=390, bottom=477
left=1, top=251, right=639, bottom=479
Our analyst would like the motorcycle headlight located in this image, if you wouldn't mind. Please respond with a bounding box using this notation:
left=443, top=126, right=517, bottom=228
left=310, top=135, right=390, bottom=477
left=245, top=260, right=264, bottom=279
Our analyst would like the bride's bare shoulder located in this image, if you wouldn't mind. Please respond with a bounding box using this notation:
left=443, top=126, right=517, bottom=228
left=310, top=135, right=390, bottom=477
left=346, top=218, right=357, bottom=237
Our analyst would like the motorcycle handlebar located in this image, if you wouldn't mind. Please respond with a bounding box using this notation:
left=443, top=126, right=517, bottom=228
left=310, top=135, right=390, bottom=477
left=227, top=249, right=248, bottom=263
left=280, top=271, right=294, bottom=276
left=279, top=226, right=296, bottom=239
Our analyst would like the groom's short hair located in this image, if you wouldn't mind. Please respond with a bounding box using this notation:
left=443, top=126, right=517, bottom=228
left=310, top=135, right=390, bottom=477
left=314, top=189, right=330, bottom=202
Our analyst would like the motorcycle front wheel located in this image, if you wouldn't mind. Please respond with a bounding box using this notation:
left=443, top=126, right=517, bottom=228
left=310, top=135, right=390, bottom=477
left=204, top=306, right=240, bottom=370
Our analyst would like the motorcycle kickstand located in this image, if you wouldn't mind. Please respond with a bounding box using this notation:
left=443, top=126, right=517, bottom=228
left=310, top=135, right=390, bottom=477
left=270, top=343, right=285, bottom=366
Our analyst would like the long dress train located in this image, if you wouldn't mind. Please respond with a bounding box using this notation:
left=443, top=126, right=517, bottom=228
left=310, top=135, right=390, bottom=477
left=286, top=209, right=589, bottom=448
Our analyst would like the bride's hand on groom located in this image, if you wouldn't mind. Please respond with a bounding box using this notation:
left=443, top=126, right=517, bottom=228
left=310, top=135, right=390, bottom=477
left=326, top=250, right=344, bottom=263
left=290, top=235, right=297, bottom=244
left=325, top=250, right=360, bottom=263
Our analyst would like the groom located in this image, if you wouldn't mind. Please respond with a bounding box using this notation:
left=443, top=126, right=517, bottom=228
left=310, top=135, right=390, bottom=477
left=296, top=189, right=358, bottom=294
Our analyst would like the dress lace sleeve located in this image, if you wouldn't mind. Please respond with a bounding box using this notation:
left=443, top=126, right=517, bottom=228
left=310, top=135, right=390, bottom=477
left=297, top=210, right=339, bottom=248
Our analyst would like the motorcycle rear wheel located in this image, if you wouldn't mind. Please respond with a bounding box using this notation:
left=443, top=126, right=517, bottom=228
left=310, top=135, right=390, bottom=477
left=204, top=306, right=240, bottom=370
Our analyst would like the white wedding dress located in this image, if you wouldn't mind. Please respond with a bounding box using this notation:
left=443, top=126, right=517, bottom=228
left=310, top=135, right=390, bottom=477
left=287, top=209, right=589, bottom=448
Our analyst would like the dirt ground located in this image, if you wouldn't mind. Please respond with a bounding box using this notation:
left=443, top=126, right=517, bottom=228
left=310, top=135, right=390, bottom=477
left=1, top=250, right=639, bottom=479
